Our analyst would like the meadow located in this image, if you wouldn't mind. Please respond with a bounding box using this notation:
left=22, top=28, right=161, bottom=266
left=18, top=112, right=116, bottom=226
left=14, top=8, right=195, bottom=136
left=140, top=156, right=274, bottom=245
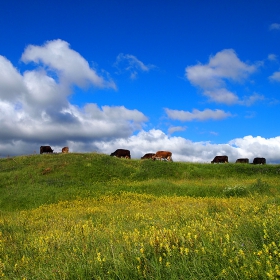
left=0, top=153, right=280, bottom=279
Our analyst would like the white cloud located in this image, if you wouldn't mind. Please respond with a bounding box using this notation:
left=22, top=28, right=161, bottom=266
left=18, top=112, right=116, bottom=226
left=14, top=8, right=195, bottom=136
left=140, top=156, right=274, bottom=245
left=229, top=135, right=280, bottom=163
left=268, top=54, right=278, bottom=61
left=168, top=126, right=187, bottom=134
left=240, top=93, right=265, bottom=106
left=269, top=23, right=280, bottom=30
left=165, top=108, right=232, bottom=121
left=269, top=71, right=280, bottom=82
left=114, top=53, right=155, bottom=79
left=185, top=49, right=257, bottom=104
left=21, top=39, right=116, bottom=89
left=0, top=56, right=27, bottom=102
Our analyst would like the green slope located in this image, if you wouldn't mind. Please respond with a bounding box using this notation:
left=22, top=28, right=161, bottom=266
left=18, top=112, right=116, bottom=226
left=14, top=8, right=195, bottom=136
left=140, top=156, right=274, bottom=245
left=0, top=153, right=279, bottom=211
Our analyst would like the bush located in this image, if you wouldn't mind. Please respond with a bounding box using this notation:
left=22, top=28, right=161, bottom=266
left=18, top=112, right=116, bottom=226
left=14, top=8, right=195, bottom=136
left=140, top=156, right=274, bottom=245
left=223, top=185, right=248, bottom=197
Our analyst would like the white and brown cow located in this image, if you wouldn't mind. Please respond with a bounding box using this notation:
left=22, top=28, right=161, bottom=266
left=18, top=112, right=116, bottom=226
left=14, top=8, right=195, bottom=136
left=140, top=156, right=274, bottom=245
left=152, top=151, right=173, bottom=161
left=62, top=147, right=69, bottom=153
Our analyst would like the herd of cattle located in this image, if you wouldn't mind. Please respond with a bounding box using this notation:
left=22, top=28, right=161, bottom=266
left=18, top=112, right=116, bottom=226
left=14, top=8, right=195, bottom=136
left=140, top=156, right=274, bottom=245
left=40, top=146, right=69, bottom=154
left=40, top=146, right=266, bottom=164
left=210, top=155, right=266, bottom=164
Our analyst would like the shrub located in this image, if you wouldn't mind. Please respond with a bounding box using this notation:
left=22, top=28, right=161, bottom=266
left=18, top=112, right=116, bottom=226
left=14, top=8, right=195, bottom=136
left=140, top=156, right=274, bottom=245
left=223, top=185, right=248, bottom=197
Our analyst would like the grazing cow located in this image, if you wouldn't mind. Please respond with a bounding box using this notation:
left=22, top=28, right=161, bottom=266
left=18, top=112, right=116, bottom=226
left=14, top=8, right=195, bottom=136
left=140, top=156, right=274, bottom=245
left=235, top=158, right=249, bottom=164
left=62, top=147, right=69, bottom=153
left=110, top=149, right=131, bottom=159
left=141, top=153, right=155, bottom=159
left=211, top=155, right=228, bottom=163
left=152, top=151, right=173, bottom=161
left=40, top=146, right=53, bottom=154
left=253, top=157, right=266, bottom=165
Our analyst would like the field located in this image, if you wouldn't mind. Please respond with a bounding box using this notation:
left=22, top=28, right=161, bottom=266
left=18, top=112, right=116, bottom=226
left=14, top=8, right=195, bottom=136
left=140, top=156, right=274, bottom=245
left=1, top=153, right=280, bottom=279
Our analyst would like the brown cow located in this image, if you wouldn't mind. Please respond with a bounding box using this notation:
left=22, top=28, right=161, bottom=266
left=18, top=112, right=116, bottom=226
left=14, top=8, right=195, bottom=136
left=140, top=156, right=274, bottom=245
left=40, top=146, right=53, bottom=154
left=253, top=157, right=266, bottom=164
left=110, top=149, right=131, bottom=159
left=235, top=158, right=249, bottom=163
left=141, top=153, right=155, bottom=159
left=152, top=151, right=173, bottom=161
left=62, top=147, right=69, bottom=153
left=211, top=155, right=228, bottom=163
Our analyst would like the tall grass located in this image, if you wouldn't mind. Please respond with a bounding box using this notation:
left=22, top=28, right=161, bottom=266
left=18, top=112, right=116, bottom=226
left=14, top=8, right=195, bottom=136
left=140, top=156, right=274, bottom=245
left=0, top=153, right=280, bottom=279
left=1, top=193, right=280, bottom=279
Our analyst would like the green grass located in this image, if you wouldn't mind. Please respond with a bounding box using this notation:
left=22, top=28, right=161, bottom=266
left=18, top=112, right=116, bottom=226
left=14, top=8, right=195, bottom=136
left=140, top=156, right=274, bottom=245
left=1, top=152, right=279, bottom=211
left=1, top=153, right=280, bottom=279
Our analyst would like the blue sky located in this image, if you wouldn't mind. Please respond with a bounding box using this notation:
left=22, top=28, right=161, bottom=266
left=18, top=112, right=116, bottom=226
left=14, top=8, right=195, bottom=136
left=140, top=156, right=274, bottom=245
left=1, top=0, right=280, bottom=162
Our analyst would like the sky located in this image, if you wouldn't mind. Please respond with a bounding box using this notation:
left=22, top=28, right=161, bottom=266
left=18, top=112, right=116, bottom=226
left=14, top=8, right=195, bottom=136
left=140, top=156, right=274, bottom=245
left=1, top=0, right=280, bottom=163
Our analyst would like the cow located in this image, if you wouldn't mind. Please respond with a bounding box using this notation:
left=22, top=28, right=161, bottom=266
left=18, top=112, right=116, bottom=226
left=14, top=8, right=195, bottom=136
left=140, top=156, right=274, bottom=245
left=211, top=155, right=228, bottom=163
left=40, top=146, right=53, bottom=154
left=110, top=149, right=131, bottom=159
left=62, top=147, right=69, bottom=153
left=235, top=158, right=249, bottom=164
left=152, top=151, right=173, bottom=161
left=253, top=157, right=266, bottom=165
left=141, top=153, right=155, bottom=159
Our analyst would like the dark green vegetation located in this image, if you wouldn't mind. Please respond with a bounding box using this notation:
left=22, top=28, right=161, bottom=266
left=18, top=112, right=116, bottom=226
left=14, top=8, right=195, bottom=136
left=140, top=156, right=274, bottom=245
left=1, top=153, right=279, bottom=211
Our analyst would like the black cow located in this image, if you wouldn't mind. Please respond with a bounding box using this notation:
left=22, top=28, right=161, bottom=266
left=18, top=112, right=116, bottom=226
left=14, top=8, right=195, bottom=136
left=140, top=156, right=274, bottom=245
left=253, top=157, right=266, bottom=164
left=211, top=155, right=228, bottom=163
left=141, top=153, right=155, bottom=159
left=235, top=158, right=249, bottom=163
left=40, top=146, right=53, bottom=154
left=110, top=149, right=131, bottom=159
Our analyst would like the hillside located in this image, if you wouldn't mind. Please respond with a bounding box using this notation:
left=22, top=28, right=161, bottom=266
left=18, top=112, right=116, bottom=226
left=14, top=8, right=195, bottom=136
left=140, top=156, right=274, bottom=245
left=1, top=152, right=279, bottom=211
left=1, top=153, right=280, bottom=279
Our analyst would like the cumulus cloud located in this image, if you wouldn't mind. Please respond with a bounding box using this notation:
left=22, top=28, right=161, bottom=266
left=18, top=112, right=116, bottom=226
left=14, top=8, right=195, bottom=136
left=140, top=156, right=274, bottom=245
left=165, top=108, right=232, bottom=121
left=185, top=49, right=257, bottom=105
left=269, top=23, right=280, bottom=30
left=114, top=53, right=155, bottom=79
left=0, top=56, right=27, bottom=102
left=229, top=135, right=280, bottom=164
left=0, top=40, right=148, bottom=156
left=21, top=39, right=116, bottom=89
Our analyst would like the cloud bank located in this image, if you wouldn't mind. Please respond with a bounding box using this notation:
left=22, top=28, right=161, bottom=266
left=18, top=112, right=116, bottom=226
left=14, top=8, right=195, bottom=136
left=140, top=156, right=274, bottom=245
left=0, top=40, right=147, bottom=156
left=0, top=41, right=280, bottom=163
left=72, top=129, right=280, bottom=164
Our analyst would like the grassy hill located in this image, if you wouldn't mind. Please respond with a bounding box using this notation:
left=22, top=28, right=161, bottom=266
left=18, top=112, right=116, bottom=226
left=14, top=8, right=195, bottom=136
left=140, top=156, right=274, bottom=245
left=1, top=152, right=279, bottom=211
left=1, top=153, right=280, bottom=279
